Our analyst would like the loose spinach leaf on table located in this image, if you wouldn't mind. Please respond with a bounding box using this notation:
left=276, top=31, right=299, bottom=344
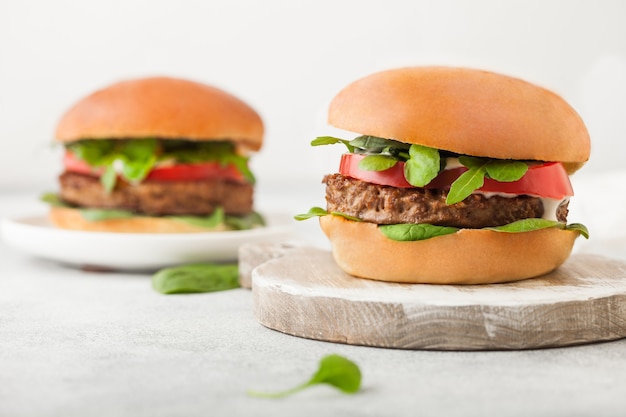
left=152, top=263, right=239, bottom=294
left=248, top=354, right=362, bottom=399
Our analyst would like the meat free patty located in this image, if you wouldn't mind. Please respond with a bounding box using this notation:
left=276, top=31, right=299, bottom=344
left=59, top=172, right=253, bottom=216
left=323, top=173, right=568, bottom=229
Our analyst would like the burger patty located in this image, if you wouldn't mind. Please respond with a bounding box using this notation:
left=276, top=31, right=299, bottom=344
left=323, top=173, right=568, bottom=229
left=59, top=172, right=253, bottom=216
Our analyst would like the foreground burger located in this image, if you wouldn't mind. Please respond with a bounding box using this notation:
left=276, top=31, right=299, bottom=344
left=44, top=76, right=264, bottom=233
left=298, top=66, right=590, bottom=284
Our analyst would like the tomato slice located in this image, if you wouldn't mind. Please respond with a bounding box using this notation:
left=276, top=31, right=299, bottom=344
left=339, top=153, right=411, bottom=188
left=145, top=162, right=244, bottom=182
left=338, top=153, right=574, bottom=199
left=63, top=151, right=246, bottom=183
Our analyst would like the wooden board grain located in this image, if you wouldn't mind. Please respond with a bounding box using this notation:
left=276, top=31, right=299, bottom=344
left=251, top=246, right=626, bottom=350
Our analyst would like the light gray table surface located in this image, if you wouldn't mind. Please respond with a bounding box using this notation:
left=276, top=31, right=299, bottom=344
left=1, top=189, right=626, bottom=417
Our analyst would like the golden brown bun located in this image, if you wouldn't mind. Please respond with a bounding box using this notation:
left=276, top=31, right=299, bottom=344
left=329, top=66, right=590, bottom=173
left=49, top=206, right=231, bottom=234
left=319, top=215, right=579, bottom=284
left=55, top=76, right=263, bottom=153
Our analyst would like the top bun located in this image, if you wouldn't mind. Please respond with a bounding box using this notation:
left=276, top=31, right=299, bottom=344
left=328, top=66, right=590, bottom=173
left=55, top=76, right=264, bottom=153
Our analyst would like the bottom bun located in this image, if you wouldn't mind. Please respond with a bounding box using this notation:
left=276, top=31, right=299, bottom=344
left=49, top=207, right=230, bottom=233
left=319, top=215, right=578, bottom=284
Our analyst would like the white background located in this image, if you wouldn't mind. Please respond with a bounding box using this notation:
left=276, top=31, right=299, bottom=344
left=1, top=0, right=625, bottom=196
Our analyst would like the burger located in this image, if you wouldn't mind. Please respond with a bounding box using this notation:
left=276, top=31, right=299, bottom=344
left=297, top=66, right=590, bottom=284
left=43, top=76, right=264, bottom=233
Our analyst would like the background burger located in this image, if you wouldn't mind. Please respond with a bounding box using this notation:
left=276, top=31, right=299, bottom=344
left=43, top=76, right=264, bottom=233
left=298, top=66, right=590, bottom=284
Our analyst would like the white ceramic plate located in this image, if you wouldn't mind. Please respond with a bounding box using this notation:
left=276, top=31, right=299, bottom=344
left=1, top=213, right=296, bottom=271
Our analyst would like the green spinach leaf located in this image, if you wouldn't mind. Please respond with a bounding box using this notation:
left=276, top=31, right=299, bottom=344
left=446, top=166, right=486, bottom=205
left=248, top=354, right=361, bottom=399
left=349, top=135, right=408, bottom=153
left=152, top=263, right=239, bottom=294
left=485, top=160, right=528, bottom=182
left=223, top=211, right=266, bottom=230
left=40, top=193, right=69, bottom=207
left=294, top=207, right=360, bottom=222
left=79, top=208, right=135, bottom=222
left=311, top=136, right=355, bottom=153
left=171, top=207, right=225, bottom=229
left=404, top=144, right=441, bottom=187
left=447, top=157, right=529, bottom=204
left=379, top=223, right=459, bottom=241
left=118, top=139, right=158, bottom=183
left=487, top=218, right=589, bottom=238
left=294, top=206, right=329, bottom=221
left=358, top=154, right=398, bottom=171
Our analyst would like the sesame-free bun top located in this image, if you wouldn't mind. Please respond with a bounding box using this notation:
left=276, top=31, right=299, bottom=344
left=55, top=76, right=264, bottom=153
left=328, top=66, right=590, bottom=173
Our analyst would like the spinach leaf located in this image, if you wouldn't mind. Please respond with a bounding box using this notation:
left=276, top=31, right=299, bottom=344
left=311, top=136, right=355, bottom=153
left=404, top=144, right=441, bottom=187
left=40, top=193, right=69, bottom=207
left=79, top=208, right=135, bottom=222
left=171, top=209, right=266, bottom=231
left=170, top=207, right=225, bottom=229
left=485, top=160, right=528, bottom=182
left=294, top=206, right=329, bottom=221
left=486, top=218, right=590, bottom=239
left=118, top=139, right=158, bottom=183
left=331, top=212, right=362, bottom=221
left=294, top=207, right=360, bottom=222
left=312, top=135, right=411, bottom=156
left=349, top=135, right=408, bottom=153
left=379, top=223, right=459, bottom=241
left=565, top=223, right=590, bottom=239
left=446, top=166, right=486, bottom=205
left=42, top=194, right=133, bottom=221
left=224, top=153, right=256, bottom=185
left=248, top=354, right=361, bottom=399
left=447, top=157, right=529, bottom=205
left=223, top=211, right=266, bottom=230
left=358, top=154, right=398, bottom=171
left=152, top=263, right=239, bottom=294
left=67, top=140, right=115, bottom=166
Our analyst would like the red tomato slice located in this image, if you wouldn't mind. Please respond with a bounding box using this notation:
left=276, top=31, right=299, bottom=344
left=63, top=151, right=246, bottom=183
left=145, top=162, right=244, bottom=182
left=338, top=153, right=574, bottom=199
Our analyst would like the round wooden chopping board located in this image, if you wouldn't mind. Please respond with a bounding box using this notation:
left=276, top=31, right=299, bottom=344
left=251, top=247, right=626, bottom=350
